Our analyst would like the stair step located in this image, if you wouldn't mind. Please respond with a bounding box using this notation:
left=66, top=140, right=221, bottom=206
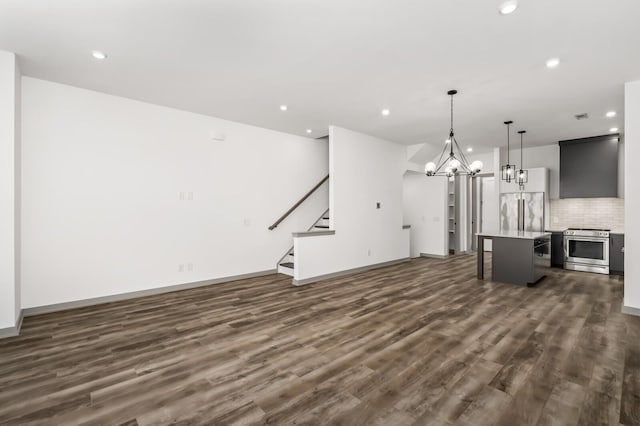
left=280, top=262, right=294, bottom=269
left=315, top=225, right=330, bottom=229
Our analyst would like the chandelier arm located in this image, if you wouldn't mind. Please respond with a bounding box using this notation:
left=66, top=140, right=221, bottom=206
left=452, top=136, right=473, bottom=171
left=432, top=139, right=450, bottom=174
left=434, top=156, right=449, bottom=174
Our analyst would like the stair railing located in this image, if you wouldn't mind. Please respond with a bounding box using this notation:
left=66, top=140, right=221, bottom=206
left=268, top=174, right=329, bottom=230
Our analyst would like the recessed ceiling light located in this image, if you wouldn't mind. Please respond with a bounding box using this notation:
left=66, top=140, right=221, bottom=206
left=467, top=147, right=473, bottom=153
left=92, top=51, right=107, bottom=60
left=546, top=58, right=560, bottom=68
left=306, top=129, right=312, bottom=134
left=280, top=105, right=288, bottom=111
left=381, top=108, right=390, bottom=116
left=610, top=127, right=619, bottom=133
left=606, top=111, right=617, bottom=118
left=499, top=1, right=518, bottom=15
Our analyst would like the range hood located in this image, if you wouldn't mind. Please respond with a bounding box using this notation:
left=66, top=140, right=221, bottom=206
left=559, top=134, right=620, bottom=199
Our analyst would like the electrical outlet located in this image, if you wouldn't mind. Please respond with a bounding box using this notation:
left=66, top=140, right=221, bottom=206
left=367, top=249, right=371, bottom=256
left=178, top=264, right=184, bottom=272
left=243, top=218, right=251, bottom=227
left=376, top=202, right=381, bottom=209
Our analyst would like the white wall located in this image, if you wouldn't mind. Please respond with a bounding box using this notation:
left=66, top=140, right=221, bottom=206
left=294, top=126, right=409, bottom=281
left=0, top=51, right=20, bottom=330
left=402, top=172, right=448, bottom=257
left=14, top=55, right=21, bottom=323
left=625, top=80, right=640, bottom=311
left=21, top=77, right=329, bottom=309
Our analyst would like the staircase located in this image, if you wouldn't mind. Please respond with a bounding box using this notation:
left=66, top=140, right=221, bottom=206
left=277, top=209, right=330, bottom=277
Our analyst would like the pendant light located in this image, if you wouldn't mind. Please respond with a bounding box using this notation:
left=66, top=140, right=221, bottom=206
left=516, top=130, right=528, bottom=186
left=501, top=121, right=516, bottom=182
left=425, top=90, right=482, bottom=177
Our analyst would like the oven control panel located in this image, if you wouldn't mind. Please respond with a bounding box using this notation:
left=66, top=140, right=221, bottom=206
left=563, top=230, right=610, bottom=238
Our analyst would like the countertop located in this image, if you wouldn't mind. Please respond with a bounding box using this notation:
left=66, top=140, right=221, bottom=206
left=476, top=231, right=551, bottom=240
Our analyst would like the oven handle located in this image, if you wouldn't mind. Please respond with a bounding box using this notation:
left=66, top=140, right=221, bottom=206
left=564, top=236, right=609, bottom=242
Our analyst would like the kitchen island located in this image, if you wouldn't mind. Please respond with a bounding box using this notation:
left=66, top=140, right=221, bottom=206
left=477, top=231, right=551, bottom=286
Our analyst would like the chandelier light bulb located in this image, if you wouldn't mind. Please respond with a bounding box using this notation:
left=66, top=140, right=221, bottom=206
left=450, top=159, right=461, bottom=171
left=470, top=160, right=483, bottom=174
left=425, top=162, right=436, bottom=176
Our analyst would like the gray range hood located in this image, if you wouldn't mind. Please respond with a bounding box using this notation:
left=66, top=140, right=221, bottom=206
left=559, top=134, right=620, bottom=199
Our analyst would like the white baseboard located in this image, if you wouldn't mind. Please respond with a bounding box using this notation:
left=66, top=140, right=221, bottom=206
left=622, top=305, right=640, bottom=317
left=20, top=269, right=277, bottom=318
left=292, top=258, right=411, bottom=286
left=420, top=253, right=448, bottom=259
left=0, top=310, right=23, bottom=339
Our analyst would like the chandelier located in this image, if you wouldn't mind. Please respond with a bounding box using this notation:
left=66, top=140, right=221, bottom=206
left=425, top=90, right=482, bottom=177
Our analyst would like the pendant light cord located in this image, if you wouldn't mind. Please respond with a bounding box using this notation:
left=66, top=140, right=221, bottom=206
left=449, top=93, right=454, bottom=156
left=506, top=123, right=510, bottom=164
left=520, top=133, right=523, bottom=169
left=450, top=94, right=454, bottom=135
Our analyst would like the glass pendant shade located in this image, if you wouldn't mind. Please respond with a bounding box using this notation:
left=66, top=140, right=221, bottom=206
left=501, top=121, right=516, bottom=183
left=424, top=90, right=482, bottom=177
left=502, top=164, right=515, bottom=182
left=425, top=162, right=436, bottom=175
left=516, top=169, right=528, bottom=185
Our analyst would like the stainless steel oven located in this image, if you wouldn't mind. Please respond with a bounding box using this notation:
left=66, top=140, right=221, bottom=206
left=563, top=229, right=610, bottom=274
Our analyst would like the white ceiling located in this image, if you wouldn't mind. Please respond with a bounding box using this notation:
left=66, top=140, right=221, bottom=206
left=1, top=0, right=639, bottom=150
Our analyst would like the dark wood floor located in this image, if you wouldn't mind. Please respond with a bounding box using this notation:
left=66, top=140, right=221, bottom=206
left=1, top=255, right=639, bottom=425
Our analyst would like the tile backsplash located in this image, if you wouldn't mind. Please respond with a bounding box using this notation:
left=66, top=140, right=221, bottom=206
left=549, top=198, right=624, bottom=231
